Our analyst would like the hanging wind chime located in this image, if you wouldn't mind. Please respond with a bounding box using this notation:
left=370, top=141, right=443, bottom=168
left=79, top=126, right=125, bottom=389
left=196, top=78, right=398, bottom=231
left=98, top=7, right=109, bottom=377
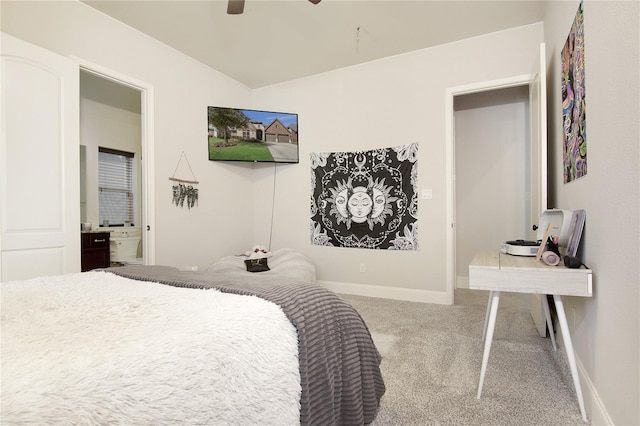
left=169, top=151, right=199, bottom=209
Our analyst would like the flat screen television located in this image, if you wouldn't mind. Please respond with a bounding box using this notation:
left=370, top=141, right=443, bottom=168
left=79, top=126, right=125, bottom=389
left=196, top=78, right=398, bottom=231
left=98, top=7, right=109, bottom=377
left=207, top=106, right=299, bottom=163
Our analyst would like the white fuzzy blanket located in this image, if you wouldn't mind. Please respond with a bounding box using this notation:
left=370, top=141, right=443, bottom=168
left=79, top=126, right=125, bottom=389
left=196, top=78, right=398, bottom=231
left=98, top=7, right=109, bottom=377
left=1, top=271, right=301, bottom=425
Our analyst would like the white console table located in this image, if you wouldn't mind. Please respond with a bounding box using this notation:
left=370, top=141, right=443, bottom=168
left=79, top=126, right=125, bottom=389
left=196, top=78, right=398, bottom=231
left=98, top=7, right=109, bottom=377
left=469, top=250, right=592, bottom=422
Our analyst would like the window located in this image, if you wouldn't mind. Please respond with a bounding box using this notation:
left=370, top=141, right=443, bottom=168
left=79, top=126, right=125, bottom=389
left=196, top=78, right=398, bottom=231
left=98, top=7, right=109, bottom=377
left=98, top=147, right=134, bottom=226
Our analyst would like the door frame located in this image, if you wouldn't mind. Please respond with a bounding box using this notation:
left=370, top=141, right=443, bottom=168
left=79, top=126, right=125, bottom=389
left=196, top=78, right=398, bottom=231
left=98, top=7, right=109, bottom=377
left=74, top=57, right=156, bottom=265
left=444, top=74, right=533, bottom=305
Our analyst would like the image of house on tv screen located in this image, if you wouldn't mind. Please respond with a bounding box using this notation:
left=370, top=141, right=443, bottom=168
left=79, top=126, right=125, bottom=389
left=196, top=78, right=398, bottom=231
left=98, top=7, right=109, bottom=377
left=207, top=106, right=299, bottom=164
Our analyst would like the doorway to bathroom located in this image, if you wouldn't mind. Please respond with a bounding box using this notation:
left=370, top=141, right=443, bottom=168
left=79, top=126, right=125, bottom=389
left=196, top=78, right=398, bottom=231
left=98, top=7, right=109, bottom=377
left=79, top=65, right=155, bottom=266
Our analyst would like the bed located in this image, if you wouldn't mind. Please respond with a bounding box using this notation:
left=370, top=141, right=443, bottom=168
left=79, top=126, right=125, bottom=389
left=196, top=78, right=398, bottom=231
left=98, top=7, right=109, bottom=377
left=1, top=248, right=385, bottom=425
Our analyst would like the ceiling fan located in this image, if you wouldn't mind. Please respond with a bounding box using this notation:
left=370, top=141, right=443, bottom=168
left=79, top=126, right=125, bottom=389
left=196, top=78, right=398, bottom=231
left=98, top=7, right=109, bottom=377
left=227, top=0, right=321, bottom=15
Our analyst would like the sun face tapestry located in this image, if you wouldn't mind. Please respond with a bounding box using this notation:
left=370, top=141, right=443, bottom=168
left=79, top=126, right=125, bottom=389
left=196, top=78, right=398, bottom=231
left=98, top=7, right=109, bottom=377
left=310, top=143, right=418, bottom=250
left=562, top=1, right=587, bottom=183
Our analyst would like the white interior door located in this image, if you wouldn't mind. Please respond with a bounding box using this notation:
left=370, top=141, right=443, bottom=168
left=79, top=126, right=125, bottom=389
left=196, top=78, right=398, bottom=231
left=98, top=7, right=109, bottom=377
left=1, top=33, right=80, bottom=281
left=528, top=43, right=549, bottom=337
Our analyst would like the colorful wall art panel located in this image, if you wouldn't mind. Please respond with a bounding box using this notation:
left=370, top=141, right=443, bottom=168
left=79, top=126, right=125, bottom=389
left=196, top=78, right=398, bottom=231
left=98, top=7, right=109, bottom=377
left=310, top=143, right=418, bottom=250
left=562, top=1, right=587, bottom=183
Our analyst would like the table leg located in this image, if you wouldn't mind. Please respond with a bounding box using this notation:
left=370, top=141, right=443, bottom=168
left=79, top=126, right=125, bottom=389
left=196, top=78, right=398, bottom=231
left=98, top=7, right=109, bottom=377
left=477, top=290, right=500, bottom=399
left=542, top=294, right=557, bottom=350
left=482, top=291, right=494, bottom=341
left=553, top=295, right=587, bottom=422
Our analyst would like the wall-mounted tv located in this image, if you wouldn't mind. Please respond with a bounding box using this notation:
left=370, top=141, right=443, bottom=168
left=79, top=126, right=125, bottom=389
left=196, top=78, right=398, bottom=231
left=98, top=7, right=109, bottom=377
left=207, top=106, right=299, bottom=163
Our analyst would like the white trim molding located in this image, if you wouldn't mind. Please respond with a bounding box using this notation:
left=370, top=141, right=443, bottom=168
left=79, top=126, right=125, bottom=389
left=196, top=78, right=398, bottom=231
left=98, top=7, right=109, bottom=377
left=456, top=275, right=470, bottom=289
left=444, top=73, right=532, bottom=306
left=555, top=325, right=613, bottom=425
left=71, top=56, right=156, bottom=266
left=318, top=280, right=450, bottom=305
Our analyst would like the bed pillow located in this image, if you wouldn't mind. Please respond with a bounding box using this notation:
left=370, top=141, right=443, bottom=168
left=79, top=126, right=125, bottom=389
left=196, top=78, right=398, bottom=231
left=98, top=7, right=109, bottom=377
left=207, top=248, right=316, bottom=282
left=244, top=258, right=270, bottom=273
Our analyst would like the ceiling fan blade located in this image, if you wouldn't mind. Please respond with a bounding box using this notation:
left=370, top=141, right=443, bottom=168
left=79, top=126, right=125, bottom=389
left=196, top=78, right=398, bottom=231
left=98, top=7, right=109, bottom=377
left=308, top=0, right=321, bottom=4
left=227, top=0, right=244, bottom=15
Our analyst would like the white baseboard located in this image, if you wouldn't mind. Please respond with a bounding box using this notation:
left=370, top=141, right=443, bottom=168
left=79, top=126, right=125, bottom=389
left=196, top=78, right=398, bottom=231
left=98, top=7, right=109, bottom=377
left=578, top=358, right=614, bottom=425
left=456, top=275, right=469, bottom=289
left=556, top=326, right=613, bottom=425
left=318, top=280, right=451, bottom=305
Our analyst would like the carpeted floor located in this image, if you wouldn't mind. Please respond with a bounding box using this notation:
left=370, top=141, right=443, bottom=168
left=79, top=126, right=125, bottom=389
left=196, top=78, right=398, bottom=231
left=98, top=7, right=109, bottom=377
left=340, top=290, right=589, bottom=425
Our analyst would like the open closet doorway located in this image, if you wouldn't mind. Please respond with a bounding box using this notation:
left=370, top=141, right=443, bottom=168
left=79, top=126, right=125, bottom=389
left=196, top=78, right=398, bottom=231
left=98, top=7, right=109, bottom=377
left=78, top=64, right=155, bottom=267
left=445, top=44, right=548, bottom=335
left=453, top=85, right=531, bottom=290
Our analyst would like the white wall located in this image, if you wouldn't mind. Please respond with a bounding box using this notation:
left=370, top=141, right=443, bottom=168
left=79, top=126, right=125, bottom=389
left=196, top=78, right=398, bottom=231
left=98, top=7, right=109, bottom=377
left=252, top=23, right=544, bottom=300
left=1, top=0, right=255, bottom=269
left=544, top=1, right=639, bottom=424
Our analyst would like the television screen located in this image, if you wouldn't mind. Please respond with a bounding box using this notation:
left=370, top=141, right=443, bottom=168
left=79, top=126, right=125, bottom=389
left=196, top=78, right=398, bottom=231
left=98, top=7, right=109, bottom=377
left=208, top=106, right=299, bottom=163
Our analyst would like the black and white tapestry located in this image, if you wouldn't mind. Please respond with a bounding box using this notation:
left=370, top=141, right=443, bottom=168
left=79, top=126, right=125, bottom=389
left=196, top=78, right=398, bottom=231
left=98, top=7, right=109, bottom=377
left=310, top=143, right=418, bottom=250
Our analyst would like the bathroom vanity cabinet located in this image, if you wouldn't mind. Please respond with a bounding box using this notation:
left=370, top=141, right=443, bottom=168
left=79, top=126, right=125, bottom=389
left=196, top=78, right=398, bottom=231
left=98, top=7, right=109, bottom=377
left=81, top=232, right=110, bottom=271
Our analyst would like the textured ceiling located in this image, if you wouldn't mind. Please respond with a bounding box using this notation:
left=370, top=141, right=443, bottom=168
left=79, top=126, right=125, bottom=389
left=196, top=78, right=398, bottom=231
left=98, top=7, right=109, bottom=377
left=82, top=1, right=545, bottom=89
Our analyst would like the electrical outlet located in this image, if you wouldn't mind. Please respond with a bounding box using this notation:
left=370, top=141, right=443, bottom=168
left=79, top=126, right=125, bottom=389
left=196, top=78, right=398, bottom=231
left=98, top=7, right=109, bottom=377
left=421, top=189, right=433, bottom=200
left=179, top=265, right=198, bottom=272
left=359, top=263, right=366, bottom=273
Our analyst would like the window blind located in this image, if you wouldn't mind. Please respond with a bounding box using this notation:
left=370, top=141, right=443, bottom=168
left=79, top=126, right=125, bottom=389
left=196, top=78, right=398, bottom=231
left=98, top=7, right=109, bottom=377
left=98, top=147, right=134, bottom=226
